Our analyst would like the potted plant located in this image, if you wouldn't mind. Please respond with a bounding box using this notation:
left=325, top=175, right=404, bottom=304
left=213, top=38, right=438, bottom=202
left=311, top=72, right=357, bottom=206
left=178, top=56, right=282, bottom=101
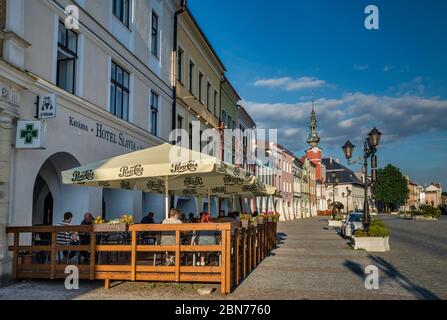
left=353, top=219, right=391, bottom=252
left=21, top=251, right=35, bottom=266
left=328, top=214, right=344, bottom=228
left=240, top=213, right=251, bottom=228
left=93, top=214, right=134, bottom=232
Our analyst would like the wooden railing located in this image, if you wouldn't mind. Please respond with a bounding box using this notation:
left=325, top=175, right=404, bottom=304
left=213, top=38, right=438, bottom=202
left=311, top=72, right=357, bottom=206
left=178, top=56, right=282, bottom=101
left=6, top=221, right=277, bottom=294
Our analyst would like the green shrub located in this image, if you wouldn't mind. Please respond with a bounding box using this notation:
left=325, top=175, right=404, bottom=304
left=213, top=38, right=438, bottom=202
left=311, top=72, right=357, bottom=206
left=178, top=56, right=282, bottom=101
left=415, top=205, right=441, bottom=219
left=354, top=219, right=390, bottom=238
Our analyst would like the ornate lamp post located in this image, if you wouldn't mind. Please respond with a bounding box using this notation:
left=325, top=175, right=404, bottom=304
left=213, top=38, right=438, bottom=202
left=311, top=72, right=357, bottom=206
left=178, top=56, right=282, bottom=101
left=325, top=172, right=339, bottom=219
left=342, top=127, right=382, bottom=230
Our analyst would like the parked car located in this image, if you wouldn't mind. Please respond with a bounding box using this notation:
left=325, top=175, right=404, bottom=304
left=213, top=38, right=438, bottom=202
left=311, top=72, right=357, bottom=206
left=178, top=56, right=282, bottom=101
left=341, top=211, right=364, bottom=238
left=441, top=205, right=447, bottom=216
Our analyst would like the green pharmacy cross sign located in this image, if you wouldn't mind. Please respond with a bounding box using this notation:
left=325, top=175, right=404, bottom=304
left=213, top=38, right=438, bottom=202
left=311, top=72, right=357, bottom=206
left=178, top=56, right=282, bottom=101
left=20, top=123, right=39, bottom=144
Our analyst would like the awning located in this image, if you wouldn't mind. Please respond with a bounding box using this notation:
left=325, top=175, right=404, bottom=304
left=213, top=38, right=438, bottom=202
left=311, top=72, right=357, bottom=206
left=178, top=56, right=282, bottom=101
left=61, top=143, right=271, bottom=218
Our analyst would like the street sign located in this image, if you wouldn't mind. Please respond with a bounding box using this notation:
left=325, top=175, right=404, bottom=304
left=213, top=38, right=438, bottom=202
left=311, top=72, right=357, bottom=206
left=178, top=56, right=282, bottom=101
left=38, top=94, right=56, bottom=119
left=15, top=120, right=45, bottom=149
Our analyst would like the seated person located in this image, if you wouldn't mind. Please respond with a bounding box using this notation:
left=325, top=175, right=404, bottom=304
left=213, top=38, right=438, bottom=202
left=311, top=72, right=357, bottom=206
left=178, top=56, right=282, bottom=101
left=196, top=213, right=218, bottom=266
left=161, top=209, right=183, bottom=265
left=188, top=212, right=197, bottom=223
left=215, top=210, right=236, bottom=222
left=140, top=212, right=156, bottom=244
left=141, top=212, right=155, bottom=224
left=57, top=212, right=79, bottom=261
left=79, top=212, right=93, bottom=262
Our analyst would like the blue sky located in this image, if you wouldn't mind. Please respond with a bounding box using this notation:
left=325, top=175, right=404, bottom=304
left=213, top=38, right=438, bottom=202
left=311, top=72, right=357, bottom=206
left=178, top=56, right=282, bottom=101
left=188, top=0, right=447, bottom=187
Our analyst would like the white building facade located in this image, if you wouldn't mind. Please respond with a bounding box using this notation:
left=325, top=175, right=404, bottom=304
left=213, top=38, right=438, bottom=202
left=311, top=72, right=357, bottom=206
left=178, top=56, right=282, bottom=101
left=0, top=0, right=179, bottom=285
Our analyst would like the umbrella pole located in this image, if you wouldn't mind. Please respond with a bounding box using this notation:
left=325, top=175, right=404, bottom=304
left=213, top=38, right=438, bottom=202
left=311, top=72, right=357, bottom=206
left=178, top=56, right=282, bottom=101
left=165, top=176, right=169, bottom=220
left=208, top=189, right=211, bottom=215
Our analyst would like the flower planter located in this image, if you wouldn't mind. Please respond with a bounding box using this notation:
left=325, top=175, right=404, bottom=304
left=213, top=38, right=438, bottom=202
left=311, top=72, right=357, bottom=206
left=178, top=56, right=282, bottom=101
left=267, top=217, right=273, bottom=222
left=413, top=216, right=438, bottom=221
left=241, top=220, right=250, bottom=228
left=328, top=220, right=343, bottom=228
left=258, top=217, right=265, bottom=224
left=94, top=223, right=128, bottom=232
left=354, top=236, right=390, bottom=252
left=22, top=254, right=35, bottom=266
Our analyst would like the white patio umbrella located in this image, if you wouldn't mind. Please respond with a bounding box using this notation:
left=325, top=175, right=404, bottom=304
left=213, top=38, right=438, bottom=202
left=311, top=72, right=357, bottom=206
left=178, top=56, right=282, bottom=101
left=61, top=143, right=255, bottom=219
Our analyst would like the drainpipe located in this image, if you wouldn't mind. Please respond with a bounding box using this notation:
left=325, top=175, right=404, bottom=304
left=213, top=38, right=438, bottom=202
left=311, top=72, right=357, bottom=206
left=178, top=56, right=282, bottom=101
left=171, top=1, right=187, bottom=210
left=172, top=0, right=187, bottom=133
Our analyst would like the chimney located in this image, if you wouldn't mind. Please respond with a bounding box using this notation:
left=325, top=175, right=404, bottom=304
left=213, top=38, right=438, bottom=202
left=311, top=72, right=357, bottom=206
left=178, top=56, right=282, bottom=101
left=330, top=157, right=333, bottom=164
left=336, top=158, right=340, bottom=163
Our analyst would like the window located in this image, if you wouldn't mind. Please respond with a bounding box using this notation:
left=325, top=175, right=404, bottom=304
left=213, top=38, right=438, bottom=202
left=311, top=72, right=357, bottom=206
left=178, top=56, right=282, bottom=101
left=221, top=110, right=227, bottom=125
left=151, top=11, right=159, bottom=57
left=189, top=122, right=193, bottom=150
left=177, top=47, right=184, bottom=83
left=188, top=60, right=195, bottom=93
left=57, top=21, right=78, bottom=94
left=113, top=0, right=130, bottom=27
left=150, top=91, right=159, bottom=136
left=206, top=82, right=212, bottom=112
left=110, top=62, right=130, bottom=121
left=177, top=115, right=183, bottom=144
left=200, top=130, right=204, bottom=151
left=214, top=90, right=218, bottom=117
left=198, top=72, right=204, bottom=103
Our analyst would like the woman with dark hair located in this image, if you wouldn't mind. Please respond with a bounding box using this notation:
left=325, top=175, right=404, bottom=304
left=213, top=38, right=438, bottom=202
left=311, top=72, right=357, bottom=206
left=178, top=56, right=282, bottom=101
left=196, top=212, right=216, bottom=266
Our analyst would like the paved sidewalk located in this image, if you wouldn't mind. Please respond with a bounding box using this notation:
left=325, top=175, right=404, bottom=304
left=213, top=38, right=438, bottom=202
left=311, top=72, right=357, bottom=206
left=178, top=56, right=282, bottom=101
left=0, top=217, right=442, bottom=300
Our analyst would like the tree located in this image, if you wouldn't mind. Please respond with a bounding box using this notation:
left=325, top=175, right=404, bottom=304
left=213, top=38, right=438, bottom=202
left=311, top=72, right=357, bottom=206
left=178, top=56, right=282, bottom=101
left=372, top=164, right=409, bottom=213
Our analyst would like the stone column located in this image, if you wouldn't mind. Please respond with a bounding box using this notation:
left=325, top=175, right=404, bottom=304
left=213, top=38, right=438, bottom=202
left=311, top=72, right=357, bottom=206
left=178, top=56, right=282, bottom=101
left=0, top=113, right=13, bottom=286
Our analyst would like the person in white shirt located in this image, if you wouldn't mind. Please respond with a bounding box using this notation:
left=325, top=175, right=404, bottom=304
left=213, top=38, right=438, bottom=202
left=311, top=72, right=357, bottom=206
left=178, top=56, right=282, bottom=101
left=161, top=208, right=183, bottom=265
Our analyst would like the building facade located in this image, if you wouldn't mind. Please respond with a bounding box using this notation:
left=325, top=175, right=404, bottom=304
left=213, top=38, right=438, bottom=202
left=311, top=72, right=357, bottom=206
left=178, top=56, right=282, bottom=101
left=0, top=0, right=182, bottom=286
left=292, top=158, right=303, bottom=219
left=424, top=183, right=442, bottom=207
left=236, top=105, right=256, bottom=212
left=173, top=6, right=226, bottom=215
left=322, top=158, right=365, bottom=213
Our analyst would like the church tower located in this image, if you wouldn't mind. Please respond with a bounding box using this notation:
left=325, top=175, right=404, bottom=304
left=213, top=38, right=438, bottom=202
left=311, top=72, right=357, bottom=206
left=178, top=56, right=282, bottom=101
left=306, top=98, right=323, bottom=180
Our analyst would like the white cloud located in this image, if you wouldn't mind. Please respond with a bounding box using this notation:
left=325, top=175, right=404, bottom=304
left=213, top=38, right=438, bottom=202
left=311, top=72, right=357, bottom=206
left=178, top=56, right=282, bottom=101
left=254, top=76, right=326, bottom=91
left=383, top=65, right=394, bottom=72
left=242, top=93, right=447, bottom=153
left=353, top=64, right=369, bottom=71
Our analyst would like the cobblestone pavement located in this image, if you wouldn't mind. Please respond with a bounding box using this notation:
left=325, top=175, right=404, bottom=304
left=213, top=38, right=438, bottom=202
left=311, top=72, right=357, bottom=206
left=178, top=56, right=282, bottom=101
left=0, top=216, right=445, bottom=300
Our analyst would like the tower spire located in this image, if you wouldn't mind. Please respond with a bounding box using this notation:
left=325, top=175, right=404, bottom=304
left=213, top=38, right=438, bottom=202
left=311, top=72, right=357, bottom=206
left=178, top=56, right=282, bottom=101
left=307, top=97, right=320, bottom=148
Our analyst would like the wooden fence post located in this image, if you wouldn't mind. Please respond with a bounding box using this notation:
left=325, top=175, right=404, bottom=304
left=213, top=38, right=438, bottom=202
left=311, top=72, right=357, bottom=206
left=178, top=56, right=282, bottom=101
left=220, top=229, right=227, bottom=294
left=12, top=232, right=18, bottom=279
left=131, top=230, right=137, bottom=281
left=50, top=231, right=56, bottom=279
left=225, top=229, right=231, bottom=293
left=89, top=231, right=96, bottom=280
left=175, top=230, right=181, bottom=283
left=234, top=228, right=240, bottom=286
left=242, top=227, right=247, bottom=278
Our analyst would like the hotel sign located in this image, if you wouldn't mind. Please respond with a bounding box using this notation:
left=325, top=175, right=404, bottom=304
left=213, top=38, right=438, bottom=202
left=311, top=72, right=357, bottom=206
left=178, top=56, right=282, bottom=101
left=15, top=120, right=45, bottom=149
left=68, top=116, right=144, bottom=151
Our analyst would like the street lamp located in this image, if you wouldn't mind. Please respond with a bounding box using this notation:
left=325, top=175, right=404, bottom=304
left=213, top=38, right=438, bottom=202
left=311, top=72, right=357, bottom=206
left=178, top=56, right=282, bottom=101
left=325, top=172, right=339, bottom=219
left=342, top=127, right=382, bottom=230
